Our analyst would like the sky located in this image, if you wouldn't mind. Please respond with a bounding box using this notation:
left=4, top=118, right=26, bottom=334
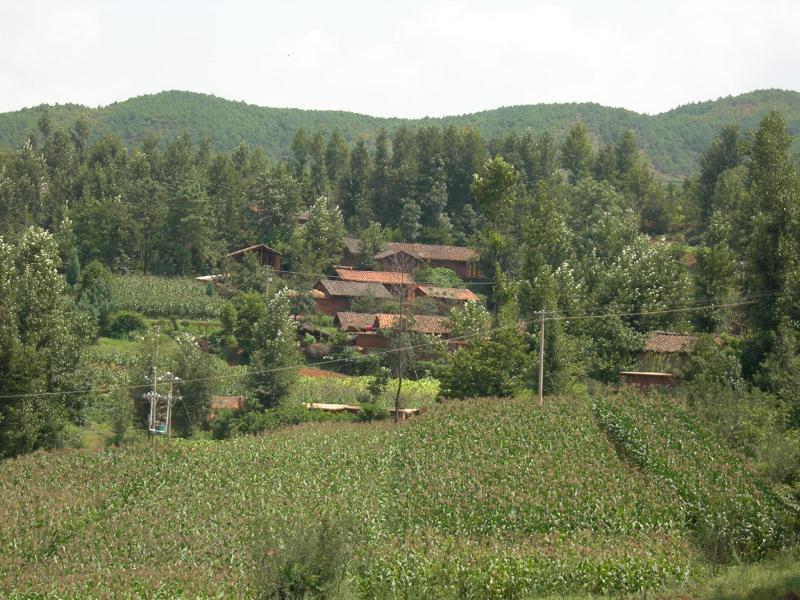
left=1, top=0, right=799, bottom=118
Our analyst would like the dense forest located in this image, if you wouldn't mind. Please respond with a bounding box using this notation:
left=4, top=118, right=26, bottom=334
left=1, top=88, right=800, bottom=176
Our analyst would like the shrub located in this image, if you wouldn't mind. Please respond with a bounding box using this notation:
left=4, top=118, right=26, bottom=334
left=254, top=515, right=350, bottom=600
left=104, top=311, right=148, bottom=339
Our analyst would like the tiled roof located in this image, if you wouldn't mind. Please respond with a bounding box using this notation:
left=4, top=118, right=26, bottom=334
left=227, top=243, right=282, bottom=257
left=315, top=279, right=392, bottom=298
left=334, top=312, right=451, bottom=335
left=342, top=237, right=478, bottom=263
left=334, top=312, right=378, bottom=331
left=415, top=285, right=479, bottom=302
left=211, top=396, right=246, bottom=410
left=374, top=248, right=425, bottom=261
left=342, top=237, right=360, bottom=255
left=381, top=241, right=478, bottom=263
left=374, top=313, right=451, bottom=335
left=335, top=269, right=415, bottom=286
left=644, top=331, right=698, bottom=354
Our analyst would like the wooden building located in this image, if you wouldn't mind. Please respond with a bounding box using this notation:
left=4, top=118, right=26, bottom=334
left=340, top=237, right=481, bottom=279
left=413, top=285, right=480, bottom=309
left=312, top=279, right=393, bottom=316
left=227, top=244, right=282, bottom=272
left=333, top=311, right=451, bottom=352
left=335, top=268, right=416, bottom=298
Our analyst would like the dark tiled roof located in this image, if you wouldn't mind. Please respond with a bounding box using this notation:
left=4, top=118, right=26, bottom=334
left=381, top=241, right=478, bottom=262
left=315, top=279, right=392, bottom=298
left=342, top=237, right=360, bottom=255
left=342, top=237, right=478, bottom=263
left=415, top=285, right=480, bottom=302
left=334, top=312, right=378, bottom=331
left=335, top=269, right=415, bottom=286
left=644, top=331, right=698, bottom=354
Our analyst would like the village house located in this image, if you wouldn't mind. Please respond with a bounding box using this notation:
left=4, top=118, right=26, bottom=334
left=333, top=311, right=451, bottom=352
left=312, top=279, right=393, bottom=316
left=227, top=243, right=282, bottom=272
left=412, top=285, right=480, bottom=310
left=620, top=331, right=702, bottom=389
left=335, top=268, right=416, bottom=299
left=340, top=237, right=481, bottom=279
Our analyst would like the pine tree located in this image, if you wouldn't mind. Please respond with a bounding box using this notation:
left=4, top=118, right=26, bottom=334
left=560, top=122, right=594, bottom=183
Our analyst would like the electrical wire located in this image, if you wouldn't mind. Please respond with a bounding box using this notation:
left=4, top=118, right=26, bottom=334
left=0, top=296, right=767, bottom=401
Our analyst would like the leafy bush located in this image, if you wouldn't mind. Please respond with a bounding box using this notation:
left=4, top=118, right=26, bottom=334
left=104, top=311, right=147, bottom=339
left=254, top=515, right=350, bottom=600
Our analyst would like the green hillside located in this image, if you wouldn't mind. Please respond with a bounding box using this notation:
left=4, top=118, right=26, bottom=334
left=1, top=395, right=794, bottom=598
left=1, top=89, right=799, bottom=176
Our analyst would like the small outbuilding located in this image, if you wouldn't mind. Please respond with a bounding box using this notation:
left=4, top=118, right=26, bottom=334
left=227, top=244, right=282, bottom=272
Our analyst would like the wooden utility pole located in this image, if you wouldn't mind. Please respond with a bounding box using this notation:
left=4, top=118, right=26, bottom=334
left=538, top=310, right=545, bottom=406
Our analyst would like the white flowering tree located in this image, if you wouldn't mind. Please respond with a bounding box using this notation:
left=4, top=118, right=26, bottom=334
left=0, top=227, right=93, bottom=457
left=248, top=288, right=301, bottom=409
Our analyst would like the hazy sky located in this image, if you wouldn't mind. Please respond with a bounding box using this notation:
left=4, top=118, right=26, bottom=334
left=2, top=0, right=799, bottom=117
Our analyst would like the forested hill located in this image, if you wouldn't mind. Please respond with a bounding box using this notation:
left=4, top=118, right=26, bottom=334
left=1, top=88, right=799, bottom=176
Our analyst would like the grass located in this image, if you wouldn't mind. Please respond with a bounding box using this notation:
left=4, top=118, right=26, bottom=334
left=1, top=395, right=795, bottom=598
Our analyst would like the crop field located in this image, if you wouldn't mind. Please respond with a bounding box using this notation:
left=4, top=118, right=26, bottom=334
left=288, top=375, right=440, bottom=410
left=1, top=395, right=794, bottom=598
left=110, top=275, right=223, bottom=319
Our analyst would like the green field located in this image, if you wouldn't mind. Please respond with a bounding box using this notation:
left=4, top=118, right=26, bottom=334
left=1, top=395, right=796, bottom=598
left=110, top=275, right=223, bottom=319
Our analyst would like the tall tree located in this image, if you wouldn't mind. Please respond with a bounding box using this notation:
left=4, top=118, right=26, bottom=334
left=697, top=125, right=740, bottom=227
left=292, top=196, right=345, bottom=274
left=325, top=129, right=350, bottom=187
left=0, top=228, right=93, bottom=457
left=248, top=288, right=301, bottom=409
left=340, top=138, right=373, bottom=230
left=747, top=111, right=800, bottom=332
left=560, top=122, right=594, bottom=184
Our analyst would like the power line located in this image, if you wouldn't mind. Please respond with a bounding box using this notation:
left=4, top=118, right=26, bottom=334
left=544, top=299, right=757, bottom=322
left=0, top=322, right=517, bottom=400
left=0, top=297, right=764, bottom=401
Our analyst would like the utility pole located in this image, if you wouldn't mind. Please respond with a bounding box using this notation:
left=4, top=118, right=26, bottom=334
left=148, top=326, right=161, bottom=440
left=538, top=310, right=545, bottom=406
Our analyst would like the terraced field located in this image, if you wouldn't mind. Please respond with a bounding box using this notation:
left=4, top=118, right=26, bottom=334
left=0, top=396, right=795, bottom=598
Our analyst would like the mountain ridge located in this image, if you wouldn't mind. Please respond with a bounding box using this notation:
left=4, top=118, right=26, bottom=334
left=2, top=88, right=799, bottom=176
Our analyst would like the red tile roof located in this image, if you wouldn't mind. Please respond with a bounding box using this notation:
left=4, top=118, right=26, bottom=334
left=644, top=331, right=698, bottom=354
left=334, top=312, right=451, bottom=335
left=374, top=313, right=451, bottom=335
left=415, top=285, right=480, bottom=302
left=335, top=269, right=415, bottom=286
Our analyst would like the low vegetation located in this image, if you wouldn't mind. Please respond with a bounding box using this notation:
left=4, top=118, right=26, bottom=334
left=110, top=275, right=223, bottom=319
left=1, top=396, right=796, bottom=598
